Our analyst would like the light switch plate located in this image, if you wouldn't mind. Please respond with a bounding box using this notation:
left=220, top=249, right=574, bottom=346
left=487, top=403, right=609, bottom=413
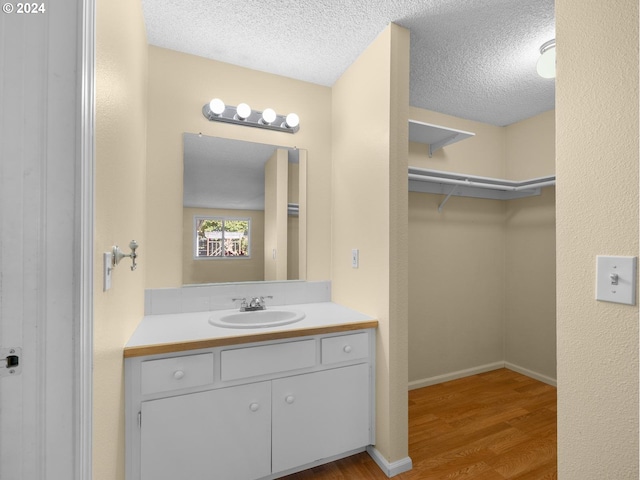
left=596, top=255, right=637, bottom=305
left=351, top=249, right=359, bottom=268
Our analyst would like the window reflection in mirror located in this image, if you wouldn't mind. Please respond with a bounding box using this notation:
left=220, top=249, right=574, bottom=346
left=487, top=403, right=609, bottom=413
left=195, top=217, right=251, bottom=258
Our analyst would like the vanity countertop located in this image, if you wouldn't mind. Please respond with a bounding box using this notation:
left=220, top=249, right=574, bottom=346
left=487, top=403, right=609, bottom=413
left=124, top=302, right=378, bottom=358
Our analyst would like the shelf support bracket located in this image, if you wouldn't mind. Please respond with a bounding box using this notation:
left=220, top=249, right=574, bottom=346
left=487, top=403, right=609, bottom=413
left=438, top=185, right=459, bottom=212
left=429, top=133, right=460, bottom=158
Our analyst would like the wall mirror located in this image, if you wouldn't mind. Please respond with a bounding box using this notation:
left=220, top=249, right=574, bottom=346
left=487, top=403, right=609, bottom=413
left=182, top=133, right=306, bottom=285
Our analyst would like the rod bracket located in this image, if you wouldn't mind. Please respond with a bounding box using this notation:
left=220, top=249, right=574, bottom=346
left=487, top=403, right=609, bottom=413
left=438, top=185, right=460, bottom=212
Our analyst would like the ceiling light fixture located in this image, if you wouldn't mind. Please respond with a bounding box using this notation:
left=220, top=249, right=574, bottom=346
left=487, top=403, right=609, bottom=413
left=536, top=39, right=556, bottom=79
left=202, top=98, right=300, bottom=133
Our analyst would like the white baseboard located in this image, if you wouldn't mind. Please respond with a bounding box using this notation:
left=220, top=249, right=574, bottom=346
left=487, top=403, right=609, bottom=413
left=408, top=361, right=557, bottom=390
left=504, top=362, right=557, bottom=386
left=408, top=362, right=504, bottom=390
left=366, top=446, right=413, bottom=477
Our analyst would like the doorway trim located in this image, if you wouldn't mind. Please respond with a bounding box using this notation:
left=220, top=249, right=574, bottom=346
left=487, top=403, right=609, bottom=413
left=78, top=0, right=95, bottom=478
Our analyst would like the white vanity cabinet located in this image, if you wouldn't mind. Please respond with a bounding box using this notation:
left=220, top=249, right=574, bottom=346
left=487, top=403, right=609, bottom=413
left=271, top=363, right=370, bottom=473
left=141, top=381, right=272, bottom=480
left=125, top=328, right=375, bottom=480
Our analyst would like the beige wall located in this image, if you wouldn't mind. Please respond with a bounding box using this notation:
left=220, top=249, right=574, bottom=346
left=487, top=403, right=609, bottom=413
left=408, top=193, right=506, bottom=381
left=408, top=109, right=556, bottom=385
left=264, top=149, right=289, bottom=280
left=556, top=1, right=639, bottom=477
left=287, top=216, right=300, bottom=279
left=505, top=110, right=555, bottom=179
left=94, top=0, right=148, bottom=479
left=288, top=162, right=300, bottom=279
left=504, top=189, right=556, bottom=379
left=182, top=207, right=265, bottom=284
left=145, top=47, right=332, bottom=288
left=331, top=23, right=410, bottom=464
left=505, top=111, right=556, bottom=380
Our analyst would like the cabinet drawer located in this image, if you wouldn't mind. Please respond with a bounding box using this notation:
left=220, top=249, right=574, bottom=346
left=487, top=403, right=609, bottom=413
left=221, top=340, right=316, bottom=381
left=321, top=332, right=369, bottom=365
left=141, top=353, right=214, bottom=395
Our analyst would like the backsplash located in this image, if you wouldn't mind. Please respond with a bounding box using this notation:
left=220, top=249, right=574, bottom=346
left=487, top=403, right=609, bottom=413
left=144, top=281, right=331, bottom=315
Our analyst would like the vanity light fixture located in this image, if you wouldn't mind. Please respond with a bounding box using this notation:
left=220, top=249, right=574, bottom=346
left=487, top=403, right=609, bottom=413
left=202, top=98, right=300, bottom=133
left=235, top=102, right=252, bottom=120
left=209, top=98, right=226, bottom=116
left=260, top=108, right=277, bottom=125
left=283, top=113, right=299, bottom=129
left=536, top=39, right=556, bottom=79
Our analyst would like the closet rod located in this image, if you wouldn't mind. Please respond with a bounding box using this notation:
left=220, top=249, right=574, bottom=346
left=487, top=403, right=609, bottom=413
left=408, top=173, right=555, bottom=192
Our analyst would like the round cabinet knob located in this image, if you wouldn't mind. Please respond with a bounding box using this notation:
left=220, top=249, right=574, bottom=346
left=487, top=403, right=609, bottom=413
left=249, top=403, right=260, bottom=412
left=285, top=395, right=295, bottom=404
left=343, top=345, right=353, bottom=353
left=173, top=370, right=185, bottom=380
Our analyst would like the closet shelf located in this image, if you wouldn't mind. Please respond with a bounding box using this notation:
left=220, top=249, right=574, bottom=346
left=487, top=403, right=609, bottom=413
left=408, top=167, right=556, bottom=211
left=409, top=120, right=475, bottom=157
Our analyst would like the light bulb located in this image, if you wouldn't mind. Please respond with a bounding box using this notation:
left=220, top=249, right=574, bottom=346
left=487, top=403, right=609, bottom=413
left=284, top=113, right=300, bottom=129
left=536, top=40, right=556, bottom=79
left=209, top=98, right=225, bottom=116
left=261, top=108, right=277, bottom=125
left=236, top=103, right=252, bottom=120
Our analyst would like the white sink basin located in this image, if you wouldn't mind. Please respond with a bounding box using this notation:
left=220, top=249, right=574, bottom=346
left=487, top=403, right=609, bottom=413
left=209, top=309, right=306, bottom=329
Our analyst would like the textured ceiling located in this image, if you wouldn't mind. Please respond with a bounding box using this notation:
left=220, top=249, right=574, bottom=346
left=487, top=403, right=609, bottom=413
left=143, top=0, right=555, bottom=126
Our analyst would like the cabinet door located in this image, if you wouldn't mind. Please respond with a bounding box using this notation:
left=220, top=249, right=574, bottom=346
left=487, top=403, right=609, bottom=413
left=141, top=382, right=271, bottom=480
left=272, top=363, right=371, bottom=473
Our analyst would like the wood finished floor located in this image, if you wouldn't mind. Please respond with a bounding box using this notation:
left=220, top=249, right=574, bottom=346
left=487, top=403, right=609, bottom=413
left=281, top=369, right=557, bottom=479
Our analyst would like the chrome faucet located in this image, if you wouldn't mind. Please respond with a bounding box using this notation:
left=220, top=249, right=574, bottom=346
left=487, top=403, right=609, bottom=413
left=248, top=297, right=262, bottom=310
left=232, top=296, right=273, bottom=312
left=232, top=297, right=248, bottom=310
